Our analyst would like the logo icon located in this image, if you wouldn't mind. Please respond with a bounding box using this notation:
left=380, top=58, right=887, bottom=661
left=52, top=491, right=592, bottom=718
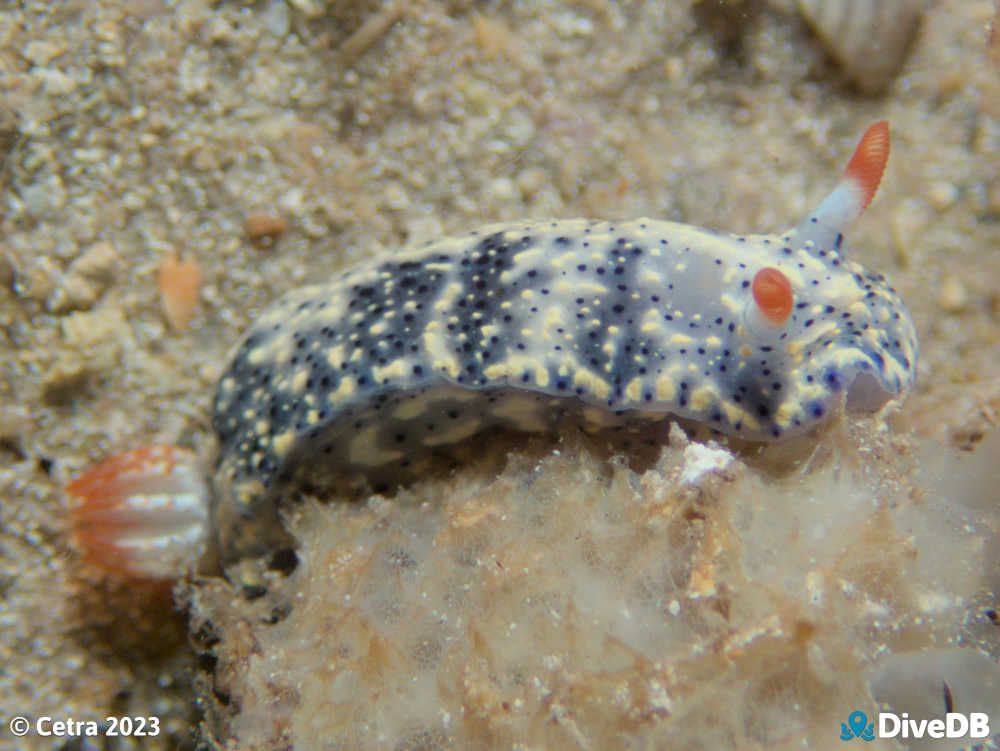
left=841, top=711, right=876, bottom=742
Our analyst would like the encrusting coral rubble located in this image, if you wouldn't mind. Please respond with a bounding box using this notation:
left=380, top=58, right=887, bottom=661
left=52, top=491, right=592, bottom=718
left=186, top=424, right=1000, bottom=749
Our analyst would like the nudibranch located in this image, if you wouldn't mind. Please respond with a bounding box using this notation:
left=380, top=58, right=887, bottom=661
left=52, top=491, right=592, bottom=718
left=208, top=120, right=917, bottom=562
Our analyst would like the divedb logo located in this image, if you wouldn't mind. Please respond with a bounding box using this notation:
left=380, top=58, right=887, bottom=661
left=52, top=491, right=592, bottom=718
left=840, top=710, right=992, bottom=743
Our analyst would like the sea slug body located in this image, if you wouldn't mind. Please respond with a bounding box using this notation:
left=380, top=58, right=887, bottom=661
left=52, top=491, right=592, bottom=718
left=212, top=122, right=918, bottom=561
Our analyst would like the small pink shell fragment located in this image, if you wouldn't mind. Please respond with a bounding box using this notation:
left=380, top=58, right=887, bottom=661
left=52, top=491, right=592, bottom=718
left=159, top=253, right=202, bottom=332
left=66, top=445, right=210, bottom=579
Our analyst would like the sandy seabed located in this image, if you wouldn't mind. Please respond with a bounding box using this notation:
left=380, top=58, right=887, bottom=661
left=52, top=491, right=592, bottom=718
left=1, top=1, right=999, bottom=749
